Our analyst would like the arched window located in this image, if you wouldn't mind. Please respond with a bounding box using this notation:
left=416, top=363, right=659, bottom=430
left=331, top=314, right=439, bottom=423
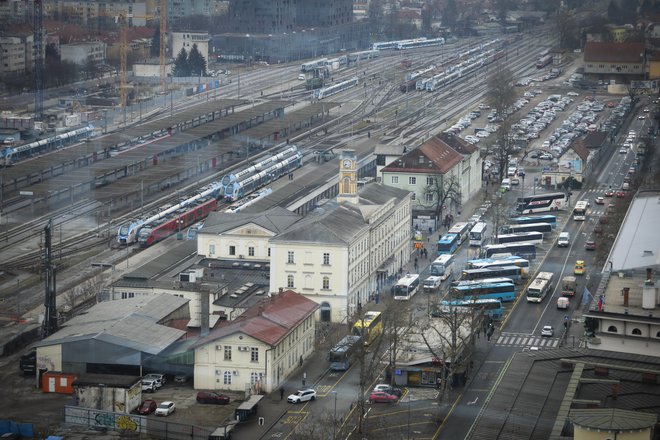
left=631, top=328, right=642, bottom=336
left=223, top=371, right=232, bottom=385
left=287, top=275, right=294, bottom=288
left=607, top=325, right=618, bottom=333
left=322, top=276, right=330, bottom=290
left=342, top=177, right=350, bottom=194
left=320, top=302, right=331, bottom=322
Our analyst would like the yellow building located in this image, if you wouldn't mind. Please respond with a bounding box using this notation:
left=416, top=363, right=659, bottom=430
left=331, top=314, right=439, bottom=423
left=570, top=408, right=656, bottom=440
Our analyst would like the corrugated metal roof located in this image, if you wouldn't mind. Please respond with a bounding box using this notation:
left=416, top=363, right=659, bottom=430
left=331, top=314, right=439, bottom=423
left=33, top=294, right=188, bottom=355
left=608, top=190, right=660, bottom=271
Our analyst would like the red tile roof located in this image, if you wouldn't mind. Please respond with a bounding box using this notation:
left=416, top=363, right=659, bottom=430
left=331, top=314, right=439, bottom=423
left=380, top=134, right=470, bottom=174
left=583, top=42, right=645, bottom=64
left=192, top=290, right=319, bottom=348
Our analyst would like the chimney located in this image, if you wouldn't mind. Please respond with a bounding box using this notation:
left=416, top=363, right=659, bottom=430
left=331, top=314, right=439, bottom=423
left=647, top=267, right=653, bottom=282
left=622, top=287, right=629, bottom=307
left=278, top=287, right=283, bottom=294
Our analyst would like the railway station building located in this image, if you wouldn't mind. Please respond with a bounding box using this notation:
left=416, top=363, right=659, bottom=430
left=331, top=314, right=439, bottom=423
left=380, top=133, right=481, bottom=231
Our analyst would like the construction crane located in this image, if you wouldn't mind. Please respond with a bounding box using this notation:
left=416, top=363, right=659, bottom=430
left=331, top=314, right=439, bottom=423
left=160, top=0, right=167, bottom=92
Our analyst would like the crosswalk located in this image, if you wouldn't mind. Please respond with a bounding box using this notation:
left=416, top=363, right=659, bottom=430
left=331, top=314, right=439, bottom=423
left=495, top=333, right=560, bottom=349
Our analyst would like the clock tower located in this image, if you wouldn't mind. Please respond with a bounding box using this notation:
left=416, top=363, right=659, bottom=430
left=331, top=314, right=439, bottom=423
left=337, top=150, right=358, bottom=204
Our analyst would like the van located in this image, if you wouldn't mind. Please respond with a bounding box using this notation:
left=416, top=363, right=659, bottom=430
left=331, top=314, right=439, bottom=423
left=141, top=379, right=157, bottom=392
left=557, top=297, right=570, bottom=310
left=558, top=232, right=570, bottom=247
left=423, top=276, right=442, bottom=292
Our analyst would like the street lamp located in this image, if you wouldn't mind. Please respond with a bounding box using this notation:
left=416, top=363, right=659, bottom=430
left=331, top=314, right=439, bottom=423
left=332, top=390, right=337, bottom=440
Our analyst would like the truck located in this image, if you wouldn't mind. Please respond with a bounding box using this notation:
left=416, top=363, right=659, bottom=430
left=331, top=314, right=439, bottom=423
left=561, top=276, right=577, bottom=297
left=19, top=350, right=36, bottom=375
left=557, top=296, right=570, bottom=310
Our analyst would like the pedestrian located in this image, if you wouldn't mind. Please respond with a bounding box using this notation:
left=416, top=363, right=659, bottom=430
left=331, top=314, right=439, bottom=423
left=280, top=387, right=285, bottom=400
left=428, top=227, right=432, bottom=235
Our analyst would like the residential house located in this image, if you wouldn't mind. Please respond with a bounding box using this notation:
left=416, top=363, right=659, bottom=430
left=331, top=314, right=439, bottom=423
left=380, top=133, right=481, bottom=230
left=192, top=290, right=319, bottom=394
left=583, top=42, right=646, bottom=81
left=269, top=150, right=412, bottom=323
left=374, top=143, right=406, bottom=182
left=0, top=32, right=35, bottom=76
left=584, top=190, right=660, bottom=356
left=540, top=142, right=592, bottom=188
left=60, top=41, right=107, bottom=66
left=171, top=31, right=211, bottom=61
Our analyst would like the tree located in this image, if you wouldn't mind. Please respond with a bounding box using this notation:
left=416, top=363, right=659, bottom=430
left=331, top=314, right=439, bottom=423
left=187, top=43, right=207, bottom=76
left=369, top=0, right=385, bottom=38
left=150, top=27, right=160, bottom=57
left=172, top=47, right=190, bottom=77
left=607, top=0, right=620, bottom=23
left=84, top=58, right=100, bottom=80
left=486, top=65, right=518, bottom=182
left=556, top=10, right=579, bottom=49
left=443, top=0, right=458, bottom=30
left=422, top=3, right=433, bottom=34
left=422, top=174, right=462, bottom=227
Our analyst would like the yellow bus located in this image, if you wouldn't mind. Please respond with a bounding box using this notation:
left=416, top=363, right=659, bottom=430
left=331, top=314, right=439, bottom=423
left=352, top=311, right=383, bottom=346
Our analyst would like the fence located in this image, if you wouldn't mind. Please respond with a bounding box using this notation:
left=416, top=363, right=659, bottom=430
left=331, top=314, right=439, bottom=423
left=64, top=406, right=212, bottom=440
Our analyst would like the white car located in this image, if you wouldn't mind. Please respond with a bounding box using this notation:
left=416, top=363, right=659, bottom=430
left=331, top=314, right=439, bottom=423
left=619, top=147, right=627, bottom=154
left=476, top=130, right=490, bottom=138
left=287, top=389, right=317, bottom=404
left=464, top=135, right=480, bottom=144
left=155, top=401, right=176, bottom=416
left=541, top=326, right=554, bottom=337
left=567, top=91, right=579, bottom=97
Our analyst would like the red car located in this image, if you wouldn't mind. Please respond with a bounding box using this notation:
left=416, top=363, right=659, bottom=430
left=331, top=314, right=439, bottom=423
left=196, top=391, right=230, bottom=405
left=369, top=391, right=398, bottom=403
left=604, top=189, right=614, bottom=197
left=616, top=190, right=626, bottom=198
left=136, top=399, right=157, bottom=415
left=585, top=240, right=597, bottom=251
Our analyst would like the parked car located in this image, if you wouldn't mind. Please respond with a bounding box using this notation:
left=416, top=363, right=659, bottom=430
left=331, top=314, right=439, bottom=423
left=197, top=391, right=230, bottom=405
left=541, top=325, right=554, bottom=337
left=143, top=373, right=165, bottom=388
left=174, top=374, right=188, bottom=383
left=136, top=399, right=158, bottom=415
left=155, top=401, right=176, bottom=416
left=141, top=379, right=158, bottom=393
left=373, top=384, right=403, bottom=397
left=585, top=240, right=597, bottom=251
left=287, top=389, right=316, bottom=404
left=595, top=196, right=604, bottom=205
left=369, top=391, right=399, bottom=403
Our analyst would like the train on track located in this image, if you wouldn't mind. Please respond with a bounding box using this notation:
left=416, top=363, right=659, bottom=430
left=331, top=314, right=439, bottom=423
left=313, top=77, right=359, bottom=100
left=117, top=146, right=303, bottom=246
left=2, top=126, right=94, bottom=166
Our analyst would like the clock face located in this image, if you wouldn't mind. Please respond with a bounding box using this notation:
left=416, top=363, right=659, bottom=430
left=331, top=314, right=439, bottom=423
left=343, top=159, right=352, bottom=168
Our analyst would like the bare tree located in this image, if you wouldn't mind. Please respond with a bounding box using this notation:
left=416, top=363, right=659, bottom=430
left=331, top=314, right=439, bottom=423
left=421, top=174, right=462, bottom=228
left=486, top=65, right=519, bottom=182
left=555, top=10, right=579, bottom=49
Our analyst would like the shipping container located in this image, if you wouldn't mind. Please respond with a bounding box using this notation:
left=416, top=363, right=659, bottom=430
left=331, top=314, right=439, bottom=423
left=42, top=371, right=78, bottom=394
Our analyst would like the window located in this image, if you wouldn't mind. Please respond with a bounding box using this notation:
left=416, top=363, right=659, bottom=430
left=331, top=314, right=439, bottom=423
left=229, top=245, right=236, bottom=256
left=411, top=192, right=416, bottom=200
left=251, top=347, right=259, bottom=362
left=287, top=251, right=294, bottom=264
left=223, top=371, right=232, bottom=385
left=287, top=275, right=295, bottom=288
left=631, top=328, right=642, bottom=335
left=248, top=246, right=255, bottom=257
left=391, top=176, right=399, bottom=184
left=268, top=248, right=271, bottom=257
left=208, top=244, right=215, bottom=255
left=426, top=177, right=435, bottom=185
left=224, top=346, right=232, bottom=361
left=418, top=156, right=425, bottom=164
left=425, top=193, right=434, bottom=202
left=607, top=325, right=618, bottom=333
left=409, top=176, right=417, bottom=185
left=322, top=276, right=330, bottom=290
left=323, top=253, right=330, bottom=265
left=250, top=372, right=262, bottom=385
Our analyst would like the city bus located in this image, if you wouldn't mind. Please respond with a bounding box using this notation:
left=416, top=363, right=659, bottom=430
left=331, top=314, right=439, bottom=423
left=482, top=242, right=536, bottom=260
left=495, top=231, right=544, bottom=245
left=430, top=254, right=454, bottom=280
left=352, top=311, right=383, bottom=346
left=448, top=222, right=471, bottom=244
left=437, top=233, right=460, bottom=255
left=393, top=273, right=420, bottom=300
left=573, top=200, right=589, bottom=221
left=515, top=193, right=568, bottom=214
left=469, top=222, right=488, bottom=247
left=449, top=280, right=517, bottom=302
left=329, top=335, right=363, bottom=371
left=466, top=256, right=530, bottom=277
left=460, top=265, right=524, bottom=283
left=453, top=277, right=515, bottom=287
left=499, top=222, right=553, bottom=235
left=526, top=271, right=554, bottom=303
left=440, top=299, right=503, bottom=321
left=511, top=215, right=557, bottom=228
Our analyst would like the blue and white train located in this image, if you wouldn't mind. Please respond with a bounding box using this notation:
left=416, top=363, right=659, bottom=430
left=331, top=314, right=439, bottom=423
left=313, top=77, right=359, bottom=100
left=7, top=126, right=94, bottom=164
left=117, top=146, right=303, bottom=244
left=396, top=37, right=445, bottom=50
left=372, top=38, right=428, bottom=51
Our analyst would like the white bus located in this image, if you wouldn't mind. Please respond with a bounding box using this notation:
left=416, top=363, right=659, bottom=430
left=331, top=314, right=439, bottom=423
left=393, top=274, right=420, bottom=300
left=573, top=200, right=588, bottom=221
left=430, top=254, right=454, bottom=280
left=469, top=222, right=488, bottom=247
left=448, top=222, right=471, bottom=243
left=515, top=192, right=568, bottom=214
left=526, top=272, right=554, bottom=303
left=495, top=231, right=544, bottom=245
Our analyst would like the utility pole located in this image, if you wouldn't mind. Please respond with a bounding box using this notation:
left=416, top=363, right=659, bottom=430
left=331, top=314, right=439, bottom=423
left=42, top=219, right=58, bottom=337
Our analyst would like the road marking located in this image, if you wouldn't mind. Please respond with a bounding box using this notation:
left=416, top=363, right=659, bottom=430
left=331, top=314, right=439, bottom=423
left=522, top=337, right=529, bottom=345
left=432, top=392, right=462, bottom=439
left=467, top=397, right=479, bottom=405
